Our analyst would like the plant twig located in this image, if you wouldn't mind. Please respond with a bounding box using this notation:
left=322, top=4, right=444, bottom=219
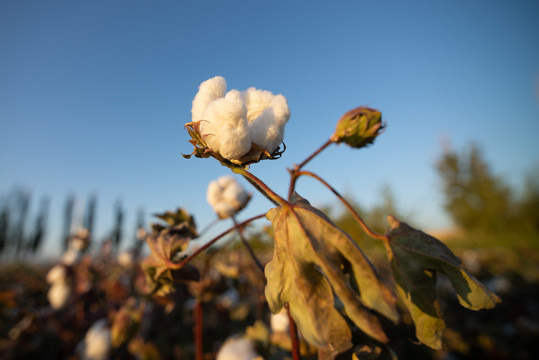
left=295, top=170, right=389, bottom=243
left=232, top=216, right=266, bottom=276
left=232, top=167, right=288, bottom=206
left=168, top=214, right=267, bottom=269
left=288, top=139, right=333, bottom=199
left=286, top=303, right=301, bottom=360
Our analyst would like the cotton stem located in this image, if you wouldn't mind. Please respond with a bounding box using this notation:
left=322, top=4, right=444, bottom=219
left=295, top=170, right=389, bottom=243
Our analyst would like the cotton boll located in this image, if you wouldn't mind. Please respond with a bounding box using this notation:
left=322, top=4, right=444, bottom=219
left=46, top=264, right=67, bottom=284
left=82, top=319, right=112, bottom=360
left=192, top=76, right=227, bottom=122
left=243, top=87, right=275, bottom=123
left=270, top=308, right=290, bottom=333
left=63, top=248, right=82, bottom=265
left=216, top=337, right=260, bottom=360
left=48, top=282, right=71, bottom=310
left=207, top=176, right=250, bottom=219
left=118, top=251, right=134, bottom=268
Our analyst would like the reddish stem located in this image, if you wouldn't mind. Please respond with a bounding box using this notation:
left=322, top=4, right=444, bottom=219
left=168, top=214, right=266, bottom=269
left=288, top=139, right=333, bottom=200
left=295, top=170, right=389, bottom=243
left=286, top=303, right=302, bottom=360
left=232, top=216, right=266, bottom=276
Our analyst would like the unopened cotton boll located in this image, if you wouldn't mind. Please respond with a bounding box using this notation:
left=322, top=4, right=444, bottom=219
left=48, top=282, right=71, bottom=310
left=216, top=337, right=261, bottom=360
left=82, top=319, right=112, bottom=360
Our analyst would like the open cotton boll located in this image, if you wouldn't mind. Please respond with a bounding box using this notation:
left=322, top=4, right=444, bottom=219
left=207, top=176, right=250, bottom=219
left=192, top=76, right=227, bottom=122
left=248, top=94, right=290, bottom=153
left=216, top=337, right=261, bottom=360
left=63, top=248, right=82, bottom=265
left=48, top=282, right=71, bottom=310
left=82, top=319, right=112, bottom=360
left=270, top=308, right=290, bottom=333
left=46, top=264, right=67, bottom=284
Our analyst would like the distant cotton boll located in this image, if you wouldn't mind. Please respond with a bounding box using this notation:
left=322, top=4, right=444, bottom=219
left=83, top=319, right=112, bottom=360
left=270, top=308, right=290, bottom=333
left=206, top=176, right=250, bottom=219
left=63, top=248, right=82, bottom=265
left=46, top=264, right=67, bottom=284
left=192, top=76, right=227, bottom=122
left=48, top=282, right=71, bottom=310
left=216, top=337, right=260, bottom=360
left=70, top=237, right=86, bottom=251
left=118, top=251, right=134, bottom=268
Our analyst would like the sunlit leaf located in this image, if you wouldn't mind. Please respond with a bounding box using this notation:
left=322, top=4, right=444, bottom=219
left=384, top=215, right=501, bottom=349
left=265, top=194, right=398, bottom=357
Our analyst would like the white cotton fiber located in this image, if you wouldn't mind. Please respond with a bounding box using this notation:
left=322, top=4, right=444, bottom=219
left=48, top=282, right=71, bottom=310
left=46, top=264, right=67, bottom=284
left=243, top=87, right=275, bottom=123
left=216, top=337, right=260, bottom=360
left=192, top=76, right=227, bottom=122
left=248, top=94, right=290, bottom=153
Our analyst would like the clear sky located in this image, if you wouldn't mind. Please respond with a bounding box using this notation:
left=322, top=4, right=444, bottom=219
left=1, top=0, right=538, bottom=258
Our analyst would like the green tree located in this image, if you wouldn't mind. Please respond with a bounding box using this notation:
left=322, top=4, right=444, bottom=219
left=436, top=143, right=513, bottom=232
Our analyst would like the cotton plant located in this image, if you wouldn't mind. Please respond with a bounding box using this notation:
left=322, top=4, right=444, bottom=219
left=142, top=76, right=502, bottom=360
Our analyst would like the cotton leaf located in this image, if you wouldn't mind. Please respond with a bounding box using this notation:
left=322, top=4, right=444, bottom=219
left=265, top=194, right=398, bottom=357
left=385, top=215, right=501, bottom=350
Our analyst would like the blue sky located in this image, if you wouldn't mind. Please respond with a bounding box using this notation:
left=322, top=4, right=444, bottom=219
left=1, top=0, right=538, bottom=258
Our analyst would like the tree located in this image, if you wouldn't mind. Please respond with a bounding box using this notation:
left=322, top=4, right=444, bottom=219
left=436, top=143, right=513, bottom=232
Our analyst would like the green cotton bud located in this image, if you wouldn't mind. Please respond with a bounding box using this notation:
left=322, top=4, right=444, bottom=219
left=330, top=107, right=384, bottom=149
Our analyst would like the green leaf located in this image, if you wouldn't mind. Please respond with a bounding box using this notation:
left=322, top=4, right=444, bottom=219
left=265, top=194, right=398, bottom=356
left=385, top=215, right=501, bottom=350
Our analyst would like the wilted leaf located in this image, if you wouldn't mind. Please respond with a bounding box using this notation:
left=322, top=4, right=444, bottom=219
left=265, top=194, right=398, bottom=357
left=111, top=298, right=143, bottom=347
left=385, top=215, right=501, bottom=350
